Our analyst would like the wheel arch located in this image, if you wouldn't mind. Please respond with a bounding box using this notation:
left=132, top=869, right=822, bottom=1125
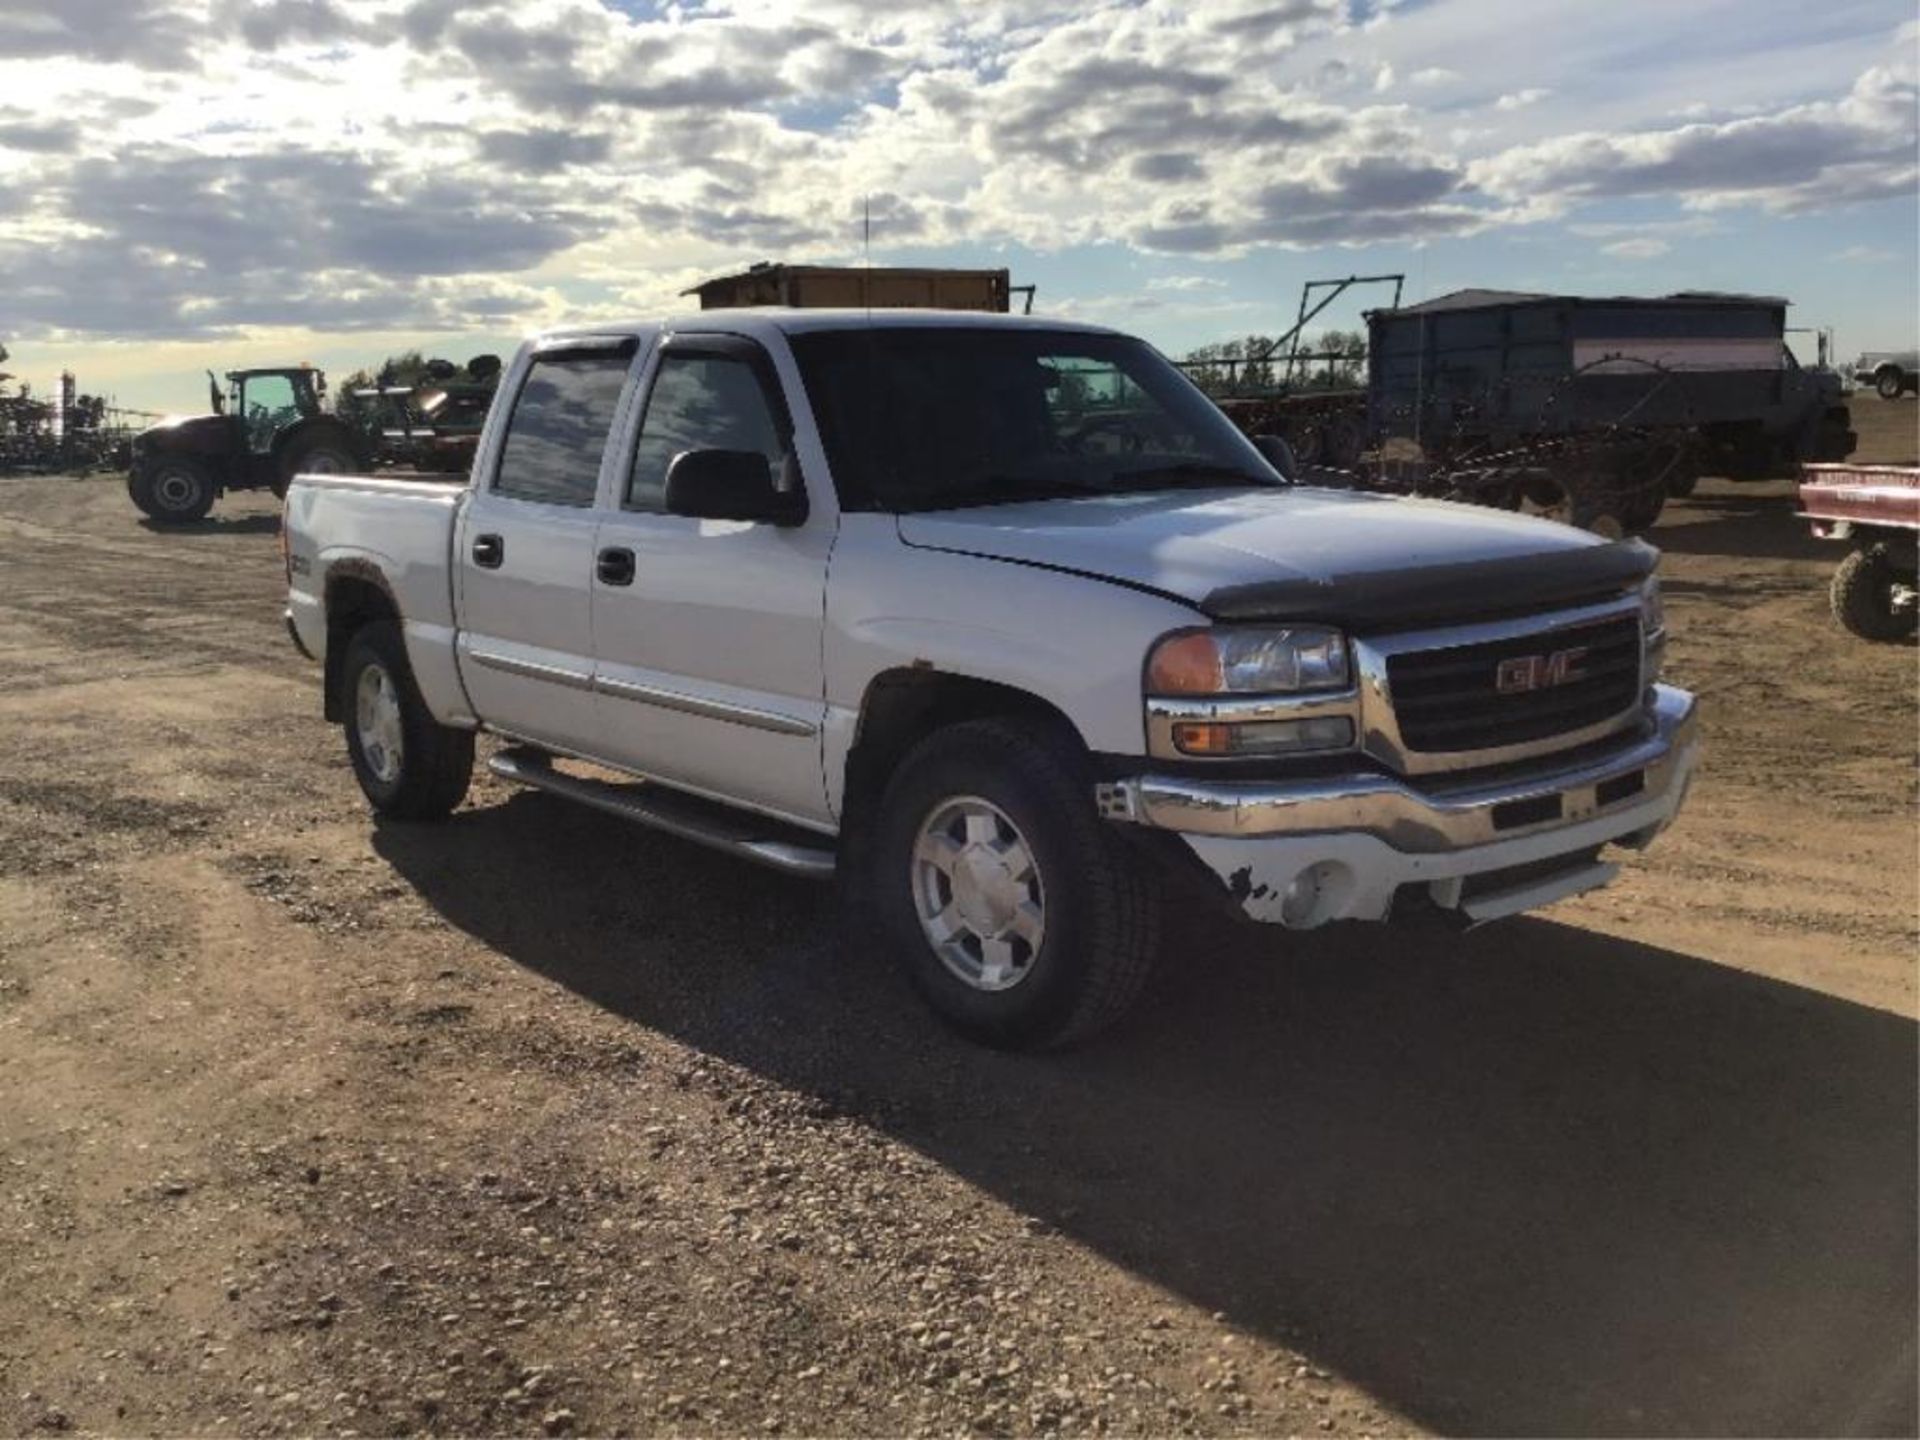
left=322, top=563, right=403, bottom=723
left=842, top=667, right=1087, bottom=825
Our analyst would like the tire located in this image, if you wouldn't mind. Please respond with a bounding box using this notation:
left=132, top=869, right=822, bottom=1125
left=279, top=436, right=358, bottom=496
left=1830, top=547, right=1918, bottom=642
left=340, top=620, right=474, bottom=819
left=130, top=458, right=215, bottom=523
left=1620, top=487, right=1667, bottom=535
left=1875, top=368, right=1905, bottom=402
left=867, top=717, right=1161, bottom=1050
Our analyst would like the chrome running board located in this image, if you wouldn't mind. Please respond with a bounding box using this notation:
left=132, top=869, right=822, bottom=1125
left=487, top=747, right=836, bottom=880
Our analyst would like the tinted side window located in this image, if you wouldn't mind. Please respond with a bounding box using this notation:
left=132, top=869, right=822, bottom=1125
left=494, top=353, right=630, bottom=507
left=627, top=355, right=786, bottom=511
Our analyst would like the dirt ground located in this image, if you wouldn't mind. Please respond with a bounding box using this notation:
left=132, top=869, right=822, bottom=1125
left=1, top=399, right=1914, bottom=1439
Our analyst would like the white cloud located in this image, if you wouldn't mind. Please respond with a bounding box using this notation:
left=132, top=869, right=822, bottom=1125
left=1495, top=88, right=1551, bottom=111
left=1599, top=238, right=1670, bottom=259
left=1472, top=41, right=1917, bottom=215
left=0, top=1, right=1911, bottom=343
left=1146, top=274, right=1229, bottom=291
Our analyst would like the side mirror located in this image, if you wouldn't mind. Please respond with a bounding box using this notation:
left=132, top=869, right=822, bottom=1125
left=1252, top=432, right=1297, bottom=481
left=663, top=449, right=807, bottom=526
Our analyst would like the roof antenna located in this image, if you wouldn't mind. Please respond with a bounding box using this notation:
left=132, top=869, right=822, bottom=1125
left=862, top=193, right=872, bottom=317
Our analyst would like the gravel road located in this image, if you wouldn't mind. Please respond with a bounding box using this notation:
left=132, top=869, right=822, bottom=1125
left=1, top=400, right=1914, bottom=1438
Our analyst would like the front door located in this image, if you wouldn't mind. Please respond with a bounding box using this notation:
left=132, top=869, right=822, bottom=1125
left=590, top=333, right=835, bottom=829
left=453, top=339, right=637, bottom=756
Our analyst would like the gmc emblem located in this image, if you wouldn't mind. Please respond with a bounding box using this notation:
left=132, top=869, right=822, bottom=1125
left=1496, top=647, right=1589, bottom=695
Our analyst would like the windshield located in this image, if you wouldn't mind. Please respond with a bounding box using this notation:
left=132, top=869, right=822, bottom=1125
left=789, top=327, right=1279, bottom=513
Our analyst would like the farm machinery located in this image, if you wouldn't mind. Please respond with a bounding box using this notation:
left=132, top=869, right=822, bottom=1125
left=127, top=356, right=502, bottom=523
left=1185, top=282, right=1857, bottom=536
left=128, top=365, right=366, bottom=522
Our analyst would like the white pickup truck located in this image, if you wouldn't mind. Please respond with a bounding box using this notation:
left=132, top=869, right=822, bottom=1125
left=283, top=310, right=1698, bottom=1048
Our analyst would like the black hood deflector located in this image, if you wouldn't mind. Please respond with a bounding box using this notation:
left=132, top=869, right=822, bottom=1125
left=1201, top=538, right=1659, bottom=633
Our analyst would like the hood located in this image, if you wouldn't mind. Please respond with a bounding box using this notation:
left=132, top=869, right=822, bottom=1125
left=138, top=412, right=223, bottom=440
left=896, top=486, right=1656, bottom=630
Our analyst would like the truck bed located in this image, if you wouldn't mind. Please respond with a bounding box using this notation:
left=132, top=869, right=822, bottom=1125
left=282, top=470, right=470, bottom=721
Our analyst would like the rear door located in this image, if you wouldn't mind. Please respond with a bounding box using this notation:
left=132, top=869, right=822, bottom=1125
left=453, top=337, right=639, bottom=755
left=588, top=332, right=836, bottom=828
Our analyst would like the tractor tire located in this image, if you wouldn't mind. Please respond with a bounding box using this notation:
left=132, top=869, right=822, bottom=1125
left=867, top=716, right=1161, bottom=1050
left=1830, top=547, right=1918, bottom=642
left=1875, top=367, right=1907, bottom=402
left=278, top=435, right=359, bottom=496
left=129, top=458, right=215, bottom=523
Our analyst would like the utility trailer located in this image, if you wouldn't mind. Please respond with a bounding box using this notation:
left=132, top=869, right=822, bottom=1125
left=1363, top=289, right=1855, bottom=532
left=686, top=263, right=1034, bottom=315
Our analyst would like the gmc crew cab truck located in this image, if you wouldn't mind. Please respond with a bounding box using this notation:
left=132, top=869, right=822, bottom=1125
left=283, top=311, right=1699, bottom=1048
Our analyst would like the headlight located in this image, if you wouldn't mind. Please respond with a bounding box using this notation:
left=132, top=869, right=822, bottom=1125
left=1146, top=626, right=1350, bottom=695
left=1641, top=578, right=1666, bottom=684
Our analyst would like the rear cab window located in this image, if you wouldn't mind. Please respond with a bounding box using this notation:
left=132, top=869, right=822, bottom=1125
left=493, top=349, right=633, bottom=507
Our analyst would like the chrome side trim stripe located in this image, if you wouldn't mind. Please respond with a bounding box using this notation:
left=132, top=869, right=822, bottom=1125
left=592, top=674, right=819, bottom=737
left=463, top=646, right=594, bottom=692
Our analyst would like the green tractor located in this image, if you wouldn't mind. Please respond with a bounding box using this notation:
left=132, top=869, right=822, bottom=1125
left=127, top=365, right=369, bottom=523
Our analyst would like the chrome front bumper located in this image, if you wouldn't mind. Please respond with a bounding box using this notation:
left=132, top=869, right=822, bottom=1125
left=1100, top=684, right=1699, bottom=927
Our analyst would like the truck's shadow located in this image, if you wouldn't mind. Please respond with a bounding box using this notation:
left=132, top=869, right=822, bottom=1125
left=374, top=794, right=1918, bottom=1438
left=136, top=513, right=281, bottom=536
left=1651, top=485, right=1828, bottom=562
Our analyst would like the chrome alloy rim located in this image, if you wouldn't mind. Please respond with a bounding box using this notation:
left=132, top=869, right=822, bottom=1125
left=910, top=796, right=1045, bottom=992
left=354, top=662, right=405, bottom=785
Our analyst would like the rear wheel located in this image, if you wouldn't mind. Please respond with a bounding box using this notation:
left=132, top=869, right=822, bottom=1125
left=341, top=620, right=474, bottom=818
left=278, top=436, right=358, bottom=496
left=1830, top=547, right=1918, bottom=641
left=130, top=458, right=215, bottom=523
left=1875, top=368, right=1905, bottom=402
left=869, top=718, right=1160, bottom=1049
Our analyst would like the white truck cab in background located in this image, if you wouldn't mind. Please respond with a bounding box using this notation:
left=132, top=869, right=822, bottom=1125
left=283, top=310, right=1698, bottom=1048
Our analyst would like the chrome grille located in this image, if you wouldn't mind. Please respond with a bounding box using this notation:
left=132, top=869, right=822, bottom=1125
left=1385, top=613, right=1641, bottom=754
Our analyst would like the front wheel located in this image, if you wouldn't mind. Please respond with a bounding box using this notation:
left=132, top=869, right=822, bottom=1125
left=1875, top=368, right=1906, bottom=402
left=1830, top=547, right=1918, bottom=641
left=869, top=718, right=1161, bottom=1050
left=130, top=458, right=215, bottom=523
left=341, top=620, right=474, bottom=818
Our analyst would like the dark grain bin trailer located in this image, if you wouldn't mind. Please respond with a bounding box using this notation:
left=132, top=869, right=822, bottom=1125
left=686, top=263, right=1029, bottom=314
left=1366, top=289, right=1855, bottom=532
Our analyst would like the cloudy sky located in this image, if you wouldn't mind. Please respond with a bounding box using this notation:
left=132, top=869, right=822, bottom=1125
left=0, top=0, right=1914, bottom=415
